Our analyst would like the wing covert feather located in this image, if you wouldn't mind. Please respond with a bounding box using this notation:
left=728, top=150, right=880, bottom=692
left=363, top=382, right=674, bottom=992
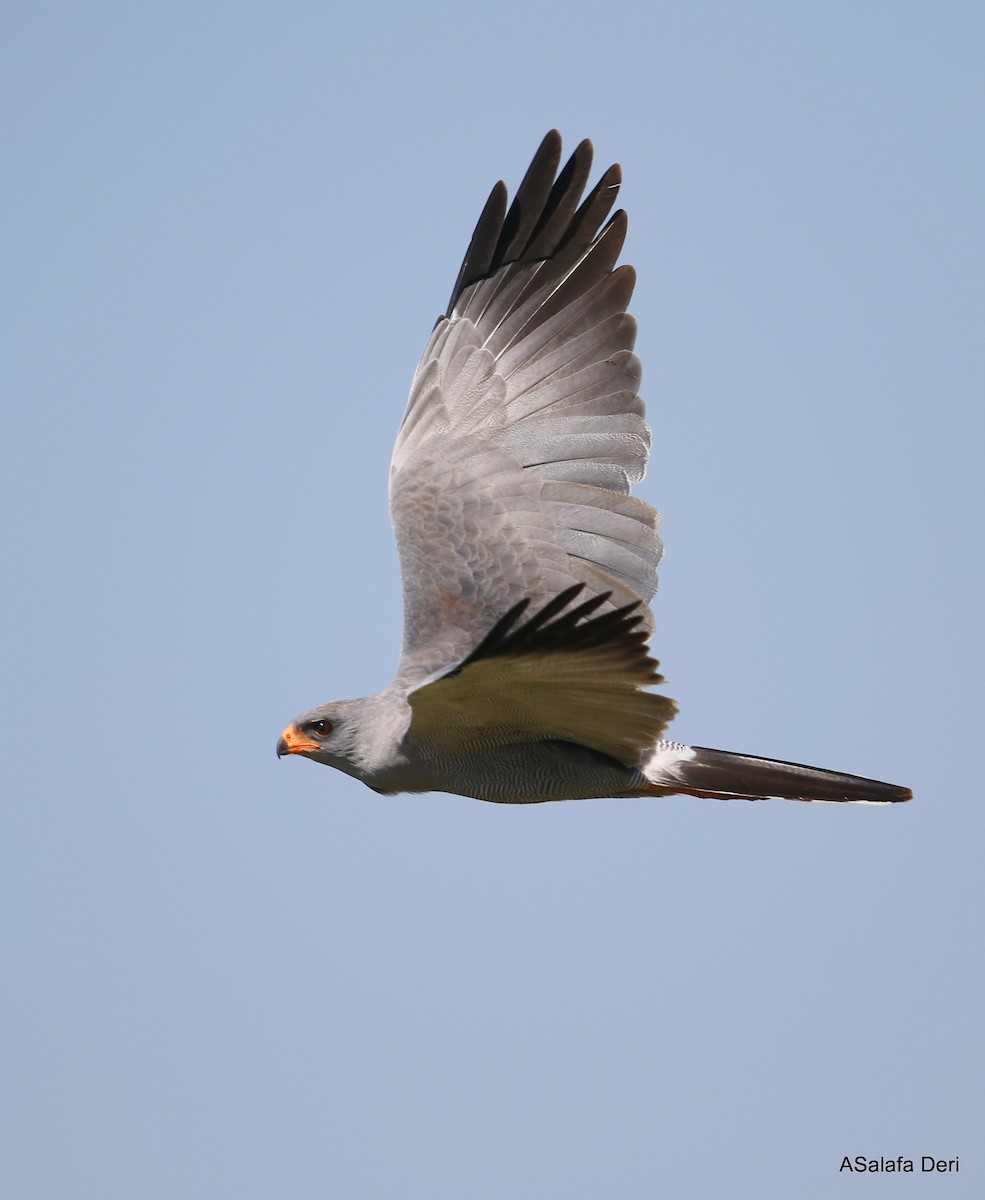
left=407, top=588, right=678, bottom=763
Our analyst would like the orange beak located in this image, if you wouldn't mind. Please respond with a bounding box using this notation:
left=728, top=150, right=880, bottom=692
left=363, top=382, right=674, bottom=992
left=276, top=723, right=321, bottom=757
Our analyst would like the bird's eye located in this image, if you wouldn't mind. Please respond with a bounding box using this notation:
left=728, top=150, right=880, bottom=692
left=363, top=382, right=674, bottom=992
left=307, top=719, right=334, bottom=737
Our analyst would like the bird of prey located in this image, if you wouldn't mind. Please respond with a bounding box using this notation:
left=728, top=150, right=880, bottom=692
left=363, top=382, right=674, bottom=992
left=277, top=131, right=911, bottom=806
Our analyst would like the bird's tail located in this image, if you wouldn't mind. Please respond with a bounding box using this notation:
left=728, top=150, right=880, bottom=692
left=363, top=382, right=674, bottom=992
left=641, top=741, right=912, bottom=804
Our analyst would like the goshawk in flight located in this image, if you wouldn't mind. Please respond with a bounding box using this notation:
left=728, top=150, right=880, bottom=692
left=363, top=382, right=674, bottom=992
left=278, top=132, right=911, bottom=806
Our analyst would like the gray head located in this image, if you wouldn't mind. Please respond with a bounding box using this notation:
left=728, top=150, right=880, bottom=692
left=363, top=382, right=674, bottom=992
left=277, top=688, right=415, bottom=791
left=276, top=700, right=370, bottom=779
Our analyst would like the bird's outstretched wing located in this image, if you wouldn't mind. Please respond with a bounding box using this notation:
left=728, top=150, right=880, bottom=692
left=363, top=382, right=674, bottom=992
left=407, top=586, right=678, bottom=763
left=390, top=131, right=663, bottom=687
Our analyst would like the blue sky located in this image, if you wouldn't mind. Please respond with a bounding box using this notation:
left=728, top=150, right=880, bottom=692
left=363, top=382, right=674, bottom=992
left=3, top=2, right=983, bottom=1197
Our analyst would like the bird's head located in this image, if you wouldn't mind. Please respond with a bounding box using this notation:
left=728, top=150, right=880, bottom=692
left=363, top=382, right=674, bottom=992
left=277, top=701, right=366, bottom=775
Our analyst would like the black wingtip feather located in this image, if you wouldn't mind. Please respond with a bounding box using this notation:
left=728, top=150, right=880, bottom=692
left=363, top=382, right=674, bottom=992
left=493, top=130, right=563, bottom=266
left=445, top=132, right=623, bottom=318
left=524, top=138, right=594, bottom=262
left=446, top=181, right=509, bottom=315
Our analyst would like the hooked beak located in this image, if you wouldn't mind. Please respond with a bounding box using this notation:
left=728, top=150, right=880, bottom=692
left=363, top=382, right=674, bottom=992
left=277, top=723, right=321, bottom=758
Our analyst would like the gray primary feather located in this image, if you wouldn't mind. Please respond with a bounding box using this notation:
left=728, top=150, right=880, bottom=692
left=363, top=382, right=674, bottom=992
left=279, top=132, right=911, bottom=807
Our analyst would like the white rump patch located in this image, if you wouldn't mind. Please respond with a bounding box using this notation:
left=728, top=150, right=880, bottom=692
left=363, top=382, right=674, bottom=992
left=641, top=740, right=695, bottom=784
